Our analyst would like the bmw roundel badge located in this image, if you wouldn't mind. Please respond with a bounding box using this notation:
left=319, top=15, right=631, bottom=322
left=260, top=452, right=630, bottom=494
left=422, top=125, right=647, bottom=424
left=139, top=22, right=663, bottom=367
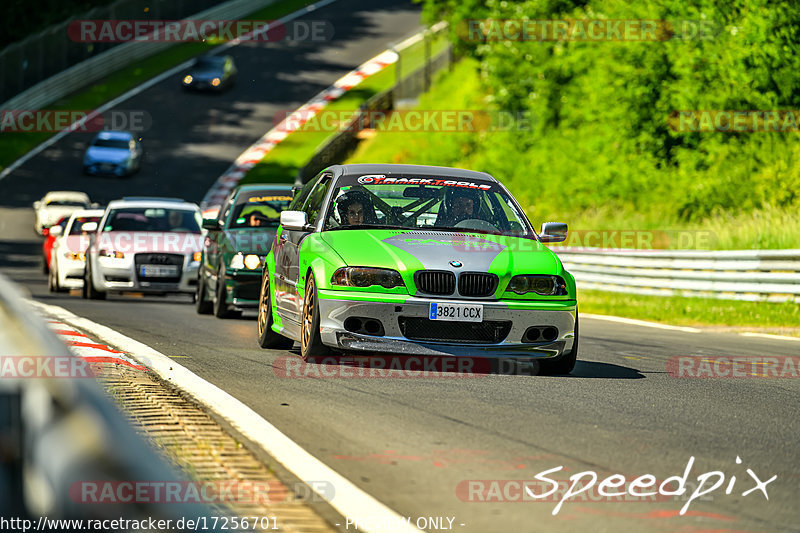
left=450, top=260, right=463, bottom=268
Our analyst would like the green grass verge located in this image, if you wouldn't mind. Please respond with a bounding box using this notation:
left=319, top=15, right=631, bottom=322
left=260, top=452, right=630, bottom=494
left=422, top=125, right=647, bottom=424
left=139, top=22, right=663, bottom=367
left=0, top=0, right=314, bottom=172
left=345, top=58, right=800, bottom=251
left=579, top=289, right=800, bottom=334
left=240, top=31, right=449, bottom=185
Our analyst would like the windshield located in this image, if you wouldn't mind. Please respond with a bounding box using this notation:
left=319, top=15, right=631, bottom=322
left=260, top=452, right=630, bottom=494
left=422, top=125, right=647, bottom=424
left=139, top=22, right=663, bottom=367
left=322, top=176, right=532, bottom=236
left=103, top=208, right=201, bottom=233
left=69, top=216, right=101, bottom=235
left=92, top=139, right=130, bottom=150
left=229, top=192, right=293, bottom=228
left=46, top=200, right=88, bottom=207
left=195, top=57, right=223, bottom=69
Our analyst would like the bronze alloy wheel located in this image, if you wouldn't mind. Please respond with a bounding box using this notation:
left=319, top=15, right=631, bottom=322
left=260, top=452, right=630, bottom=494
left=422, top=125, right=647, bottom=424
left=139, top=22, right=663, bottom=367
left=299, top=273, right=331, bottom=361
left=257, top=269, right=293, bottom=349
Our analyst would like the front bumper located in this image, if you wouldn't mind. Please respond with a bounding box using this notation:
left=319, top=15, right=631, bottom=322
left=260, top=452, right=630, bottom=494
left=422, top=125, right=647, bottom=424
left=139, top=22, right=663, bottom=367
left=224, top=269, right=262, bottom=309
left=58, top=258, right=88, bottom=289
left=95, top=255, right=199, bottom=294
left=84, top=161, right=129, bottom=176
left=316, top=289, right=577, bottom=358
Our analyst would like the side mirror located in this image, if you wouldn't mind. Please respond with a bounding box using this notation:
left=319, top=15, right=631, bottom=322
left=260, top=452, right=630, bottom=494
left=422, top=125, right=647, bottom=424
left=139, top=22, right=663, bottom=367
left=539, top=222, right=568, bottom=243
left=81, top=222, right=98, bottom=233
left=49, top=225, right=63, bottom=237
left=33, top=201, right=41, bottom=210
left=280, top=210, right=311, bottom=231
left=202, top=218, right=221, bottom=231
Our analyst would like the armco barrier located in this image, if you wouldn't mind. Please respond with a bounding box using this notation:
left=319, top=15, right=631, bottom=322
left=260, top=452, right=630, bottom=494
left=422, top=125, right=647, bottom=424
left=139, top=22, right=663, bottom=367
left=0, top=273, right=212, bottom=524
left=552, top=248, right=800, bottom=303
left=0, top=0, right=280, bottom=111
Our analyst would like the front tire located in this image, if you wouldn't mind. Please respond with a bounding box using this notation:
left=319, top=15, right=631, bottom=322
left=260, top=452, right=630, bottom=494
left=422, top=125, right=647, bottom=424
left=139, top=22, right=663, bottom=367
left=213, top=265, right=239, bottom=318
left=539, top=315, right=578, bottom=375
left=300, top=273, right=331, bottom=361
left=257, top=269, right=293, bottom=349
left=195, top=270, right=212, bottom=314
left=83, top=262, right=106, bottom=300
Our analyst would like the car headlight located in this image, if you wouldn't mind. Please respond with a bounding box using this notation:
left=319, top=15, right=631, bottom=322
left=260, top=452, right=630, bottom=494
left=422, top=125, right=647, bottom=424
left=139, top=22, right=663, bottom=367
left=211, top=77, right=221, bottom=87
left=331, top=267, right=405, bottom=289
left=229, top=253, right=244, bottom=269
left=243, top=254, right=261, bottom=270
left=507, top=275, right=567, bottom=296
left=192, top=251, right=202, bottom=263
left=64, top=252, right=86, bottom=261
left=228, top=253, right=261, bottom=270
left=183, top=75, right=193, bottom=84
left=99, top=249, right=125, bottom=259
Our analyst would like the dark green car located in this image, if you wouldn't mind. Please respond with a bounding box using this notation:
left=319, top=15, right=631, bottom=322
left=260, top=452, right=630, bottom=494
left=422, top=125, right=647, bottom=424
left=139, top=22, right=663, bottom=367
left=196, top=184, right=294, bottom=318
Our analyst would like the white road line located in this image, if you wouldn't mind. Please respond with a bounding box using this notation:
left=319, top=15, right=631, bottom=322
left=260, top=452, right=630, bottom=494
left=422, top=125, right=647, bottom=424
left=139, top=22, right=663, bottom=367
left=580, top=313, right=702, bottom=333
left=28, top=300, right=422, bottom=533
left=739, top=332, right=800, bottom=342
left=0, top=0, right=342, bottom=182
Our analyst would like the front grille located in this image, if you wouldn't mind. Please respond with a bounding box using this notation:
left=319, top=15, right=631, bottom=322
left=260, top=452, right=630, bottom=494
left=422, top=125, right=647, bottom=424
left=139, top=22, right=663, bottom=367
left=134, top=253, right=184, bottom=283
left=415, top=270, right=456, bottom=295
left=398, top=317, right=511, bottom=344
left=458, top=272, right=498, bottom=297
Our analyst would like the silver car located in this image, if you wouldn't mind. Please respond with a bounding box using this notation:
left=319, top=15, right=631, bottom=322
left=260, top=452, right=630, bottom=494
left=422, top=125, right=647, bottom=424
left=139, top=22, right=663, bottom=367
left=82, top=197, right=203, bottom=299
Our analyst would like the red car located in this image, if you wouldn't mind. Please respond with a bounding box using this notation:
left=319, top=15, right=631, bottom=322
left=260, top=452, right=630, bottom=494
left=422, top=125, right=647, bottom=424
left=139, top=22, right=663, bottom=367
left=42, top=216, right=69, bottom=274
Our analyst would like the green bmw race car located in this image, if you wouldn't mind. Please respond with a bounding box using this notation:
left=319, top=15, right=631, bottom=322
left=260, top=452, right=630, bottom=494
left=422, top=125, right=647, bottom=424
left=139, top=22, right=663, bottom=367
left=256, top=164, right=579, bottom=374
left=196, top=184, right=293, bottom=318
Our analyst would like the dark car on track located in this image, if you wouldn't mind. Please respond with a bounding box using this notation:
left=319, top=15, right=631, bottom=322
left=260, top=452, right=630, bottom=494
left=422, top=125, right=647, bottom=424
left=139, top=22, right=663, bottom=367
left=196, top=184, right=294, bottom=318
left=182, top=55, right=237, bottom=91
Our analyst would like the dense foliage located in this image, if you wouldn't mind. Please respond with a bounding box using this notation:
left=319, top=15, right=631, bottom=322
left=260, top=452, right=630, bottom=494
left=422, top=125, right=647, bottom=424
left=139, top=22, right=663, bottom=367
left=413, top=0, right=800, bottom=230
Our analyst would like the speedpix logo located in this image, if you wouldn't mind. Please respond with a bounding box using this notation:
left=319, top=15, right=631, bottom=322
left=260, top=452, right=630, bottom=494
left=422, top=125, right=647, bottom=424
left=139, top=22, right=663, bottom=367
left=356, top=175, right=492, bottom=190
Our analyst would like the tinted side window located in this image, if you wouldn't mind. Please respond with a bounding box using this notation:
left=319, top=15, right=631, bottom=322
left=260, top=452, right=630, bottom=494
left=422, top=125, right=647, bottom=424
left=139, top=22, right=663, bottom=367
left=302, top=176, right=331, bottom=225
left=289, top=173, right=323, bottom=211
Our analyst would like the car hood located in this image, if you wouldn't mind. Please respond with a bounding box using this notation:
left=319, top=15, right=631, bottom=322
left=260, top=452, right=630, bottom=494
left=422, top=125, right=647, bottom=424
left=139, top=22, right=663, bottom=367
left=94, top=231, right=203, bottom=254
left=221, top=228, right=278, bottom=254
left=85, top=146, right=130, bottom=163
left=320, top=229, right=562, bottom=276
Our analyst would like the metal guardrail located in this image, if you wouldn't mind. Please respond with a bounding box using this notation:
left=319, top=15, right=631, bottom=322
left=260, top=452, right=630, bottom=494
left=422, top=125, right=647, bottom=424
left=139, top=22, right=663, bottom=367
left=552, top=248, right=800, bottom=303
left=0, top=0, right=279, bottom=111
left=0, top=274, right=210, bottom=524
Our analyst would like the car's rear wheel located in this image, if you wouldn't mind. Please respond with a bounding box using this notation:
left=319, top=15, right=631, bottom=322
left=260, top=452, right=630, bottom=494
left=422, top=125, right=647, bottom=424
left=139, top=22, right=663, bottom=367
left=538, top=315, right=578, bottom=375
left=83, top=262, right=106, bottom=300
left=300, top=273, right=331, bottom=361
left=257, top=269, right=293, bottom=349
left=195, top=270, right=212, bottom=314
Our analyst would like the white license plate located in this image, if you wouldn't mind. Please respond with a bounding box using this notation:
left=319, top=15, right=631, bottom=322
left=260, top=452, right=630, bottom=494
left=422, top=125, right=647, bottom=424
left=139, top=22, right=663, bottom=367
left=429, top=302, right=483, bottom=322
left=140, top=265, right=178, bottom=277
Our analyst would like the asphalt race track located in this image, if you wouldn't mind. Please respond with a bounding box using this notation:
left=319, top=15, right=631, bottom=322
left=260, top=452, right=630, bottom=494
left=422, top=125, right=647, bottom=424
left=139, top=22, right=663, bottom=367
left=1, top=1, right=799, bottom=532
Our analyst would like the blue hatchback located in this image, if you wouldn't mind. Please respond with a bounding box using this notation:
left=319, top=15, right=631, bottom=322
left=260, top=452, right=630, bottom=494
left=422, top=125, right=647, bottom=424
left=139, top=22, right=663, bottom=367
left=83, top=130, right=142, bottom=177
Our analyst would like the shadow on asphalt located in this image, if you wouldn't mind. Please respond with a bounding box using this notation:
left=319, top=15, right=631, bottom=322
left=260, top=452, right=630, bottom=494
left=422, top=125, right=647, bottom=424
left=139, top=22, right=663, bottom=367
left=566, top=360, right=645, bottom=379
left=278, top=352, right=646, bottom=379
